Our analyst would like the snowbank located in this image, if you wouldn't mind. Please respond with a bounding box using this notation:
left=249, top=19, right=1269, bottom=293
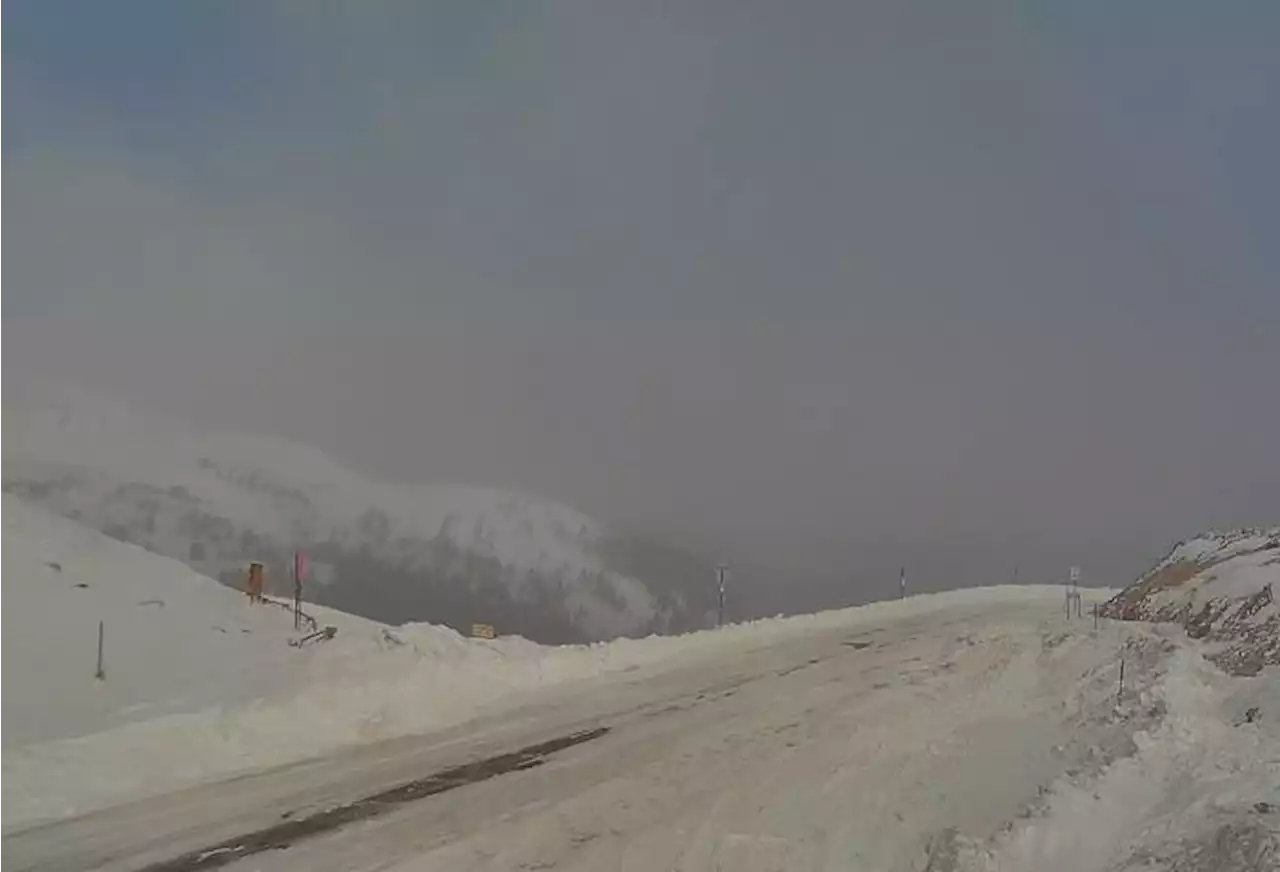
left=967, top=645, right=1279, bottom=870
left=3, top=496, right=1078, bottom=828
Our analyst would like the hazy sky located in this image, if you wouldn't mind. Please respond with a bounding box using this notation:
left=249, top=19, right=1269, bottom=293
left=5, top=1, right=1279, bottom=596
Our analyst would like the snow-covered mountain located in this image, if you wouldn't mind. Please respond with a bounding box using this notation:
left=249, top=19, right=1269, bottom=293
left=1101, top=527, right=1280, bottom=675
left=2, top=380, right=714, bottom=641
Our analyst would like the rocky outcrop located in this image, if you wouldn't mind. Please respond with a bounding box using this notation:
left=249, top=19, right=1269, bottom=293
left=1100, top=529, right=1280, bottom=676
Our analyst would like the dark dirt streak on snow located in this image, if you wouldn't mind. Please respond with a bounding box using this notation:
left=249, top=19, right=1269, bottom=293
left=134, top=727, right=610, bottom=872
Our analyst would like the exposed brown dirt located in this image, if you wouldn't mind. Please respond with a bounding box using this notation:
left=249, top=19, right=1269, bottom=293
left=1100, top=557, right=1224, bottom=621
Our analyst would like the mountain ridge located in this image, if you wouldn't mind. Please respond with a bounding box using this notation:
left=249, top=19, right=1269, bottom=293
left=3, top=379, right=716, bottom=642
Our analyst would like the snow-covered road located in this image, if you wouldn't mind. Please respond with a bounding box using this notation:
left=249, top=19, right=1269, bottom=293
left=7, top=594, right=1210, bottom=872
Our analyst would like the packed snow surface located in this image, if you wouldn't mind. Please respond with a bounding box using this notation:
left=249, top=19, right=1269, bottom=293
left=9, top=495, right=1068, bottom=829
left=5, top=502, right=1277, bottom=872
left=8, top=586, right=1276, bottom=872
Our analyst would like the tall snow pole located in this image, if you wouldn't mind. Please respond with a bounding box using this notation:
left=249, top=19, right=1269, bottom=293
left=715, top=563, right=729, bottom=628
left=95, top=620, right=105, bottom=680
left=899, top=567, right=906, bottom=600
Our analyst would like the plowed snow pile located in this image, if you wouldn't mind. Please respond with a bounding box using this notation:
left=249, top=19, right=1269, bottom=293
left=6, top=500, right=1279, bottom=870
left=3, top=496, right=1064, bottom=828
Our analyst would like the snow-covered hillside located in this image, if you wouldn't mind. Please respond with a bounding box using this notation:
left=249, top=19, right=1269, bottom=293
left=2, top=499, right=1280, bottom=865
left=1101, top=527, right=1280, bottom=675
left=2, top=380, right=711, bottom=641
left=6, top=501, right=1277, bottom=870
left=0, top=496, right=872, bottom=824
left=1, top=495, right=378, bottom=747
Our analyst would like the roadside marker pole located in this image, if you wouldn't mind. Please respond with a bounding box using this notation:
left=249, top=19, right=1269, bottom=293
left=715, top=563, right=729, bottom=628
left=1065, top=565, right=1082, bottom=619
left=95, top=620, right=105, bottom=680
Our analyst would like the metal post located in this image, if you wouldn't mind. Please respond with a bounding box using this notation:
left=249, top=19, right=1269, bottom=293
left=1093, top=601, right=1099, bottom=630
left=715, top=563, right=728, bottom=628
left=95, top=620, right=105, bottom=680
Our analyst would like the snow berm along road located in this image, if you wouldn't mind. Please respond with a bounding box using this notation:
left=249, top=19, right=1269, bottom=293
left=3, top=498, right=1277, bottom=870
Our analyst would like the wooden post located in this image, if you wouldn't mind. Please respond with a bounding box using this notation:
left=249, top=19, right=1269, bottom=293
left=1093, top=602, right=1099, bottom=631
left=95, top=620, right=105, bottom=680
left=1116, top=657, right=1125, bottom=706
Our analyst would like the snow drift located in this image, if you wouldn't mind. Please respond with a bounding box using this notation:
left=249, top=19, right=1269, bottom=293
left=3, top=494, right=1070, bottom=828
left=7, top=501, right=1276, bottom=869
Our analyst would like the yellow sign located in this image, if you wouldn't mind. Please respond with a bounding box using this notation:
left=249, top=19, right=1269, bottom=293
left=470, top=623, right=496, bottom=639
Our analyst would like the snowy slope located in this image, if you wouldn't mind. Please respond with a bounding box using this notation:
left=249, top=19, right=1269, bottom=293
left=7, top=502, right=1276, bottom=870
left=1, top=496, right=710, bottom=824
left=1, top=495, right=382, bottom=746
left=1101, top=527, right=1280, bottom=675
left=4, top=493, right=1093, bottom=829
left=9, top=568, right=1277, bottom=872
left=2, top=379, right=693, bottom=640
